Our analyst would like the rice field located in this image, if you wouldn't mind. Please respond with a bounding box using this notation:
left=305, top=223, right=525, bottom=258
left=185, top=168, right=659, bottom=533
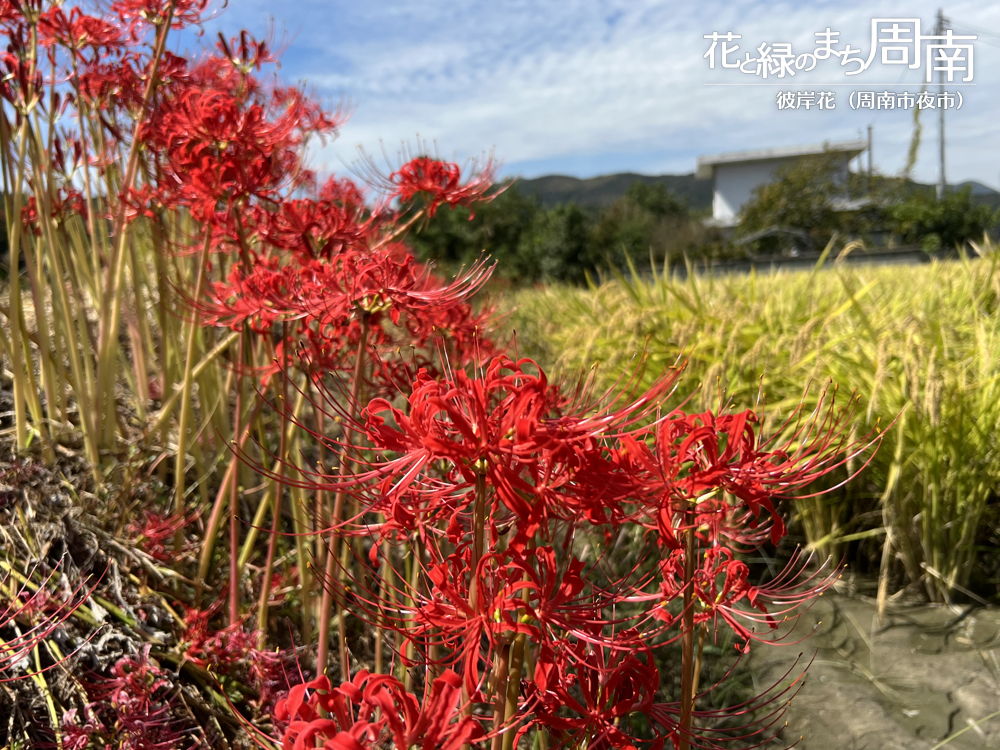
left=506, top=243, right=1000, bottom=605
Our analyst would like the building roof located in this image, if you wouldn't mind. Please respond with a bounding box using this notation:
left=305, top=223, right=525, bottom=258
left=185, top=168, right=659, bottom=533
left=695, top=140, right=868, bottom=180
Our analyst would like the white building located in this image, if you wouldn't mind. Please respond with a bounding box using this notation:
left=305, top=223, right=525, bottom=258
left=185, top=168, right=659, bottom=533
left=695, top=140, right=869, bottom=228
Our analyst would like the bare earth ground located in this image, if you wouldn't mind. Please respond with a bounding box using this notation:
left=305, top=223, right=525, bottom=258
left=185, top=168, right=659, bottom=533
left=753, top=591, right=1000, bottom=749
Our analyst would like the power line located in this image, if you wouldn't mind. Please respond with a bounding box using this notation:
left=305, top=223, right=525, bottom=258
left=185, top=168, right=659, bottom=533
left=947, top=17, right=1000, bottom=39
left=949, top=20, right=1000, bottom=48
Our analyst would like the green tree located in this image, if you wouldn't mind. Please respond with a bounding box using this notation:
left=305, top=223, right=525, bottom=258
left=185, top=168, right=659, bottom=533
left=590, top=182, right=697, bottom=268
left=408, top=181, right=541, bottom=275
left=888, top=186, right=998, bottom=252
left=413, top=179, right=718, bottom=285
left=517, top=203, right=597, bottom=284
left=411, top=182, right=601, bottom=285
left=624, top=182, right=687, bottom=218
left=736, top=151, right=997, bottom=255
left=736, top=152, right=846, bottom=251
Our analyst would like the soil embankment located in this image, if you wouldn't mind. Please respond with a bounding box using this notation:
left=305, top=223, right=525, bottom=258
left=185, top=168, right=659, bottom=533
left=754, top=592, right=1000, bottom=749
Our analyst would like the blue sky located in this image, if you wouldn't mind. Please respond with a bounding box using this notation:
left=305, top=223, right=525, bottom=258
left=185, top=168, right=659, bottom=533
left=181, top=1, right=1000, bottom=188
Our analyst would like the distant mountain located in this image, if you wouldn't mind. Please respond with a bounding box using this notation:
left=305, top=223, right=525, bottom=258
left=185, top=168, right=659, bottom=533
left=911, top=180, right=1000, bottom=209
left=514, top=172, right=713, bottom=212
left=955, top=181, right=1000, bottom=210
left=957, top=180, right=999, bottom=197
left=512, top=172, right=999, bottom=214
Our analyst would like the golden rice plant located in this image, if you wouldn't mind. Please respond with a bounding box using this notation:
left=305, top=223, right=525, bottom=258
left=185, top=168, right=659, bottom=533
left=506, top=242, right=1000, bottom=602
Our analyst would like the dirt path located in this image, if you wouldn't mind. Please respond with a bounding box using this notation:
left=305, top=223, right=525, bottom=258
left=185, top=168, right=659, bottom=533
left=750, top=593, right=1000, bottom=749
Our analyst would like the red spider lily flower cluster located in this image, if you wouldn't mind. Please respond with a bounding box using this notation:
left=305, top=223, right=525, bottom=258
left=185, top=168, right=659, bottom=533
left=0, top=3, right=882, bottom=747
left=184, top=148, right=501, bottom=387
left=263, top=355, right=880, bottom=750
left=20, top=189, right=88, bottom=236
left=133, top=31, right=501, bottom=396
left=143, top=53, right=339, bottom=225
left=390, top=155, right=496, bottom=217
left=80, top=645, right=191, bottom=750
left=0, top=564, right=192, bottom=749
left=111, top=0, right=210, bottom=32
left=88, top=644, right=170, bottom=716
left=127, top=510, right=200, bottom=562
left=69, top=615, right=284, bottom=747
left=273, top=669, right=482, bottom=750
left=197, top=242, right=495, bottom=357
left=2, top=0, right=502, bottom=403
left=38, top=6, right=124, bottom=53
left=125, top=26, right=502, bottom=398
left=177, top=602, right=292, bottom=711
left=181, top=605, right=257, bottom=672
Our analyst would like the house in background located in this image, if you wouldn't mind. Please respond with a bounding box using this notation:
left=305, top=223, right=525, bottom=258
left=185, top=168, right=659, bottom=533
left=695, top=140, right=869, bottom=230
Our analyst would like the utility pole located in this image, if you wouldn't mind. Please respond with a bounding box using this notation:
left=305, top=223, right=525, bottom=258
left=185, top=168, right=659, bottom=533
left=867, top=124, right=873, bottom=192
left=935, top=8, right=947, bottom=200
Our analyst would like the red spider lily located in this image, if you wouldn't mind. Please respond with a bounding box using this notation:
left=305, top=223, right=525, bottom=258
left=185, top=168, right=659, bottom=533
left=178, top=605, right=290, bottom=711
left=334, top=355, right=681, bottom=549
left=199, top=625, right=258, bottom=671
left=308, top=541, right=520, bottom=698
left=273, top=669, right=482, bottom=750
left=0, top=1, right=25, bottom=27
left=264, top=352, right=880, bottom=750
left=359, top=357, right=578, bottom=484
left=216, top=30, right=280, bottom=73
left=389, top=156, right=497, bottom=217
left=263, top=191, right=376, bottom=262
left=111, top=0, right=209, bottom=33
left=531, top=639, right=660, bottom=750
left=19, top=188, right=87, bottom=236
left=37, top=6, right=124, bottom=53
left=500, top=546, right=605, bottom=651
left=531, top=638, right=806, bottom=750
left=197, top=255, right=311, bottom=334
left=74, top=53, right=146, bottom=113
left=182, top=611, right=258, bottom=673
left=611, top=393, right=880, bottom=552
left=344, top=362, right=559, bottom=539
left=269, top=294, right=498, bottom=398
left=144, top=51, right=341, bottom=223
left=197, top=246, right=493, bottom=336
left=608, top=410, right=785, bottom=548
left=126, top=509, right=199, bottom=562
left=320, top=175, right=367, bottom=207
left=374, top=668, right=483, bottom=750
left=92, top=644, right=170, bottom=714
left=84, top=645, right=192, bottom=750
left=330, top=244, right=495, bottom=324
left=651, top=547, right=774, bottom=651
left=406, top=550, right=536, bottom=699
left=120, top=184, right=162, bottom=223
left=149, top=85, right=295, bottom=220
left=192, top=243, right=499, bottom=407
left=60, top=709, right=104, bottom=750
